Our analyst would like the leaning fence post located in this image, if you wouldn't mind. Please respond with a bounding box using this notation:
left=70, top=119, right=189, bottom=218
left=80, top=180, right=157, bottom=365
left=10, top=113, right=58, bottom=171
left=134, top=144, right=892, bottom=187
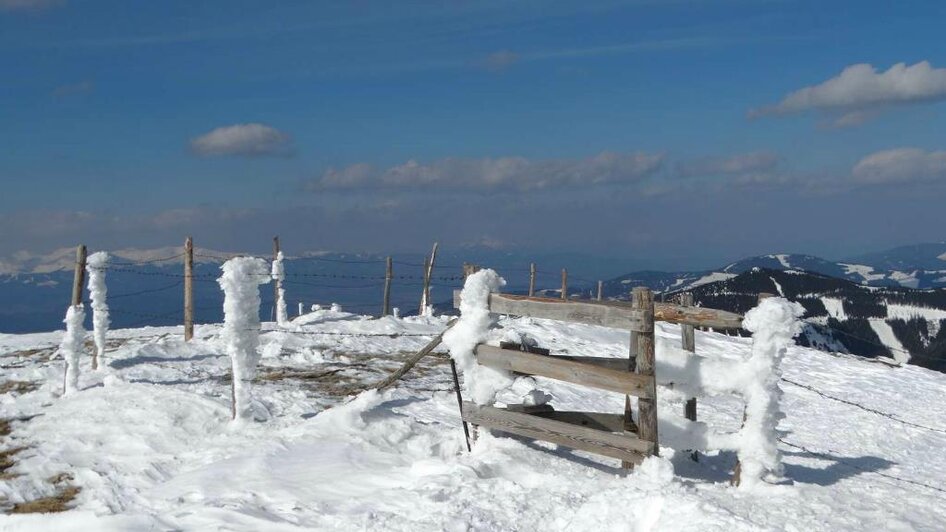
left=528, top=263, right=536, bottom=297
left=71, top=244, right=87, bottom=307
left=561, top=268, right=568, bottom=301
left=634, top=287, right=658, bottom=459
left=184, top=237, right=194, bottom=341
left=382, top=257, right=393, bottom=317
left=419, top=242, right=439, bottom=315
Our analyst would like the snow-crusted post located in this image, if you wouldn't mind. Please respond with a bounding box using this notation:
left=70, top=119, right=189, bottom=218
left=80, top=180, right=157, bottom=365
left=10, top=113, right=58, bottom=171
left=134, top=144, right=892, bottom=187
left=443, top=269, right=512, bottom=406
left=218, top=257, right=271, bottom=420
left=731, top=296, right=803, bottom=488
left=60, top=304, right=86, bottom=395
left=271, top=250, right=289, bottom=327
left=86, top=252, right=110, bottom=370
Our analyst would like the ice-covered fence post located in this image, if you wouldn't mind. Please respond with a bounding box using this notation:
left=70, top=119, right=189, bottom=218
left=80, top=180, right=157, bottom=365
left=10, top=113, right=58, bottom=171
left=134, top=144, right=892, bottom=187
left=60, top=304, right=86, bottom=395
left=271, top=249, right=289, bottom=327
left=218, top=257, right=271, bottom=421
left=560, top=268, right=568, bottom=300
left=86, top=252, right=110, bottom=370
left=596, top=280, right=603, bottom=301
left=730, top=294, right=802, bottom=488
left=184, top=237, right=194, bottom=341
left=419, top=242, right=439, bottom=316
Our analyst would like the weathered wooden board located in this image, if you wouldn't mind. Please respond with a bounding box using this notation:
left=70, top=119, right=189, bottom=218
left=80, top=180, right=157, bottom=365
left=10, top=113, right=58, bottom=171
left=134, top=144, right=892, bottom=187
left=453, top=291, right=652, bottom=332
left=654, top=302, right=743, bottom=329
left=453, top=291, right=740, bottom=329
left=546, top=354, right=632, bottom=371
left=475, top=345, right=655, bottom=398
left=532, top=410, right=630, bottom=433
left=461, top=402, right=651, bottom=463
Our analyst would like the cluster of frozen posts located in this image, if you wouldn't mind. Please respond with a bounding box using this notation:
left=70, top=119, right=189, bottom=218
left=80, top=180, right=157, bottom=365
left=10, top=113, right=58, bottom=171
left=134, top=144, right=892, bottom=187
left=58, top=253, right=804, bottom=489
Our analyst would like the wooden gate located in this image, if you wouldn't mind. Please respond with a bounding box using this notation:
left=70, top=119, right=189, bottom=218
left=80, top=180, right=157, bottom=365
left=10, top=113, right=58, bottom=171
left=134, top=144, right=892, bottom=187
left=453, top=286, right=743, bottom=468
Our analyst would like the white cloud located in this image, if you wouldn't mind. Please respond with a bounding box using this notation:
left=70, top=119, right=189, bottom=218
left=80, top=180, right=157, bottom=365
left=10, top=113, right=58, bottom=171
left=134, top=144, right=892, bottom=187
left=751, top=61, right=946, bottom=127
left=190, top=123, right=293, bottom=157
left=851, top=148, right=946, bottom=184
left=312, top=151, right=665, bottom=191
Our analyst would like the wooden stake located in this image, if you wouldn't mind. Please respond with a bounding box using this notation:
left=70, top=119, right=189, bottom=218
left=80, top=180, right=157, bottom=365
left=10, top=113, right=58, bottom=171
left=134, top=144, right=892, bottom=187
left=71, top=245, right=87, bottom=307
left=528, top=263, right=536, bottom=297
left=184, top=237, right=194, bottom=341
left=597, top=280, right=603, bottom=301
left=382, top=256, right=393, bottom=317
left=680, top=292, right=697, bottom=461
left=634, top=287, right=658, bottom=459
left=560, top=268, right=568, bottom=301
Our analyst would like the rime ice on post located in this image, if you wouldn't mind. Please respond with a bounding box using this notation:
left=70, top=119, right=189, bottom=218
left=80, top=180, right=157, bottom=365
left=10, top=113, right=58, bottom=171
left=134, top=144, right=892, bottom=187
left=736, top=297, right=804, bottom=488
left=60, top=304, right=86, bottom=395
left=218, top=257, right=271, bottom=420
left=442, top=269, right=514, bottom=405
left=271, top=251, right=289, bottom=327
left=86, top=252, right=110, bottom=370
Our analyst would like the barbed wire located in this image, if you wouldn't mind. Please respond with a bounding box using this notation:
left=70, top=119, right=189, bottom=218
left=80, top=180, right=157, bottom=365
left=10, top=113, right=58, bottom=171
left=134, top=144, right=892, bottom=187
left=108, top=281, right=183, bottom=299
left=108, top=252, right=185, bottom=266
left=778, top=437, right=946, bottom=495
left=780, top=377, right=946, bottom=434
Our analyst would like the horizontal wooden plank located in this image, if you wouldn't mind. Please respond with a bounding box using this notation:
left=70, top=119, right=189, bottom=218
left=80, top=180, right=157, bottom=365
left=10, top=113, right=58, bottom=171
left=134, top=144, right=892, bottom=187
left=452, top=291, right=741, bottom=329
left=462, top=402, right=652, bottom=463
left=454, top=291, right=651, bottom=332
left=548, top=354, right=633, bottom=372
left=475, top=345, right=654, bottom=398
left=531, top=410, right=631, bottom=433
left=654, top=302, right=743, bottom=329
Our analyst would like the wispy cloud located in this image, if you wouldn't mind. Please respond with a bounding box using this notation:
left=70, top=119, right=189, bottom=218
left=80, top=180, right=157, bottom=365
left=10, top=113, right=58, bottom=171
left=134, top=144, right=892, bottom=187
left=190, top=123, right=294, bottom=158
left=751, top=61, right=946, bottom=128
left=51, top=80, right=93, bottom=98
left=675, top=151, right=780, bottom=183
left=851, top=148, right=946, bottom=185
left=0, top=0, right=62, bottom=11
left=311, top=151, right=665, bottom=192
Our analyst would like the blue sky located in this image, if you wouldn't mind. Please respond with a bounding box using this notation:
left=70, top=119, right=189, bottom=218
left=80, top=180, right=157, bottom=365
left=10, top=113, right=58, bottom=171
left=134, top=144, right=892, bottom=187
left=2, top=0, right=945, bottom=268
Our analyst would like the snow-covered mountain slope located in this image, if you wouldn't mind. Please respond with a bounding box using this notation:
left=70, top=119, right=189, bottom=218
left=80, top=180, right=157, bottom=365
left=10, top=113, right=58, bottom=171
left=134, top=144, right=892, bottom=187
left=676, top=268, right=946, bottom=372
left=846, top=242, right=946, bottom=272
left=2, top=311, right=946, bottom=530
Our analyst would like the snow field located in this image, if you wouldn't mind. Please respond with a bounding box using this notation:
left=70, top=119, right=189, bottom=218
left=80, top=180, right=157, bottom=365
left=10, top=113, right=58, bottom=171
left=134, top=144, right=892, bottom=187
left=1, top=303, right=946, bottom=529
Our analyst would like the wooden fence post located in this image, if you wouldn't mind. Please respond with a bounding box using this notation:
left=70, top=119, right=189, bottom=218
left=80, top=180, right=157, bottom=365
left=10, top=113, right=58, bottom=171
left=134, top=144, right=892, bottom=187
left=731, top=291, right=775, bottom=485
left=597, top=280, right=603, bottom=301
left=184, top=237, right=194, bottom=341
left=680, top=292, right=697, bottom=460
left=561, top=268, right=568, bottom=301
left=382, top=256, right=393, bottom=317
left=528, top=263, right=536, bottom=297
left=71, top=245, right=87, bottom=307
left=634, top=287, right=658, bottom=458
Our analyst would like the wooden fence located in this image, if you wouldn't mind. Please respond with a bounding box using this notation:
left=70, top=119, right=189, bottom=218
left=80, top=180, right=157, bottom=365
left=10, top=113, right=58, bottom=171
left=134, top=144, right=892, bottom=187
left=453, top=287, right=743, bottom=469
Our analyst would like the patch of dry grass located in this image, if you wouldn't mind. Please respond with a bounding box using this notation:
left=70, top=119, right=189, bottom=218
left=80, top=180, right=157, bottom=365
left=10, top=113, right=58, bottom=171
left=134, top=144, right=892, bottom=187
left=0, top=380, right=39, bottom=395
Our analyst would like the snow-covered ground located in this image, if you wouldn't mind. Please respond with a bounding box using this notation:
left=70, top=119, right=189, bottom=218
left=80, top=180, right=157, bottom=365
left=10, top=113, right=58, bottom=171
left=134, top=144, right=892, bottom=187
left=2, top=307, right=946, bottom=530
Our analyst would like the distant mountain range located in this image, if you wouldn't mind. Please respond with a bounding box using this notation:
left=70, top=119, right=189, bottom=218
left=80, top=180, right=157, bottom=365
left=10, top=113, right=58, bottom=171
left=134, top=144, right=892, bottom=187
left=3, top=242, right=946, bottom=372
